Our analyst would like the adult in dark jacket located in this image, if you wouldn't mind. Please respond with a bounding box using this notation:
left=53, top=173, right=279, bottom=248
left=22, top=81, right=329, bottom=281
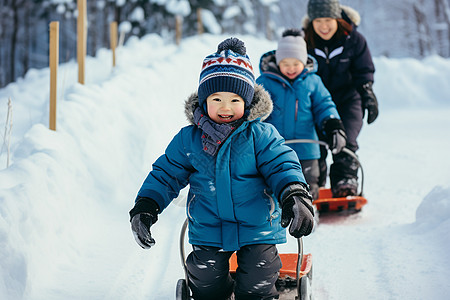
left=303, top=0, right=379, bottom=197
left=129, top=38, right=314, bottom=300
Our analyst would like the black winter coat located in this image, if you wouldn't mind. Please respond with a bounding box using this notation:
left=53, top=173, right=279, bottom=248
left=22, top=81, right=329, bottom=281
left=304, top=7, right=375, bottom=106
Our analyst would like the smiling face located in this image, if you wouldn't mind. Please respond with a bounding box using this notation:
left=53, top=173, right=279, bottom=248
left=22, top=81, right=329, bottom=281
left=206, top=92, right=245, bottom=124
left=279, top=58, right=305, bottom=80
left=312, top=17, right=339, bottom=40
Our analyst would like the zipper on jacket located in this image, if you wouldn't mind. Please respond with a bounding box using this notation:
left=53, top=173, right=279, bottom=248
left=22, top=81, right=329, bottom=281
left=324, top=46, right=330, bottom=64
left=295, top=99, right=299, bottom=121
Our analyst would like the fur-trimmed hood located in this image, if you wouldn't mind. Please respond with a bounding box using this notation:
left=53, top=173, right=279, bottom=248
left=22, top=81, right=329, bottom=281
left=184, top=84, right=273, bottom=124
left=302, top=5, right=361, bottom=29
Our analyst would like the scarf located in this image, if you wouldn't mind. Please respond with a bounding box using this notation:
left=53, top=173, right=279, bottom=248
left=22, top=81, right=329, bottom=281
left=193, top=106, right=242, bottom=157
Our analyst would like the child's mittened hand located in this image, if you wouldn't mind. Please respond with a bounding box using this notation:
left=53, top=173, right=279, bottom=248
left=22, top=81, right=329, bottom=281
left=323, top=118, right=347, bottom=154
left=281, top=195, right=314, bottom=238
left=330, top=129, right=346, bottom=154
left=131, top=213, right=156, bottom=249
left=280, top=183, right=315, bottom=238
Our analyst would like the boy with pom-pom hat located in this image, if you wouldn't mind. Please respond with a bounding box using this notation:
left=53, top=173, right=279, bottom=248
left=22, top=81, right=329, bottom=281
left=257, top=28, right=347, bottom=200
left=129, top=37, right=315, bottom=299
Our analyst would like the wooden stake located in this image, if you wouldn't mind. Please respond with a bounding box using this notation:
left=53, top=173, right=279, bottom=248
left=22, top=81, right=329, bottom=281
left=175, top=15, right=182, bottom=45
left=197, top=8, right=204, bottom=35
left=77, top=0, right=87, bottom=84
left=110, top=21, right=118, bottom=67
left=49, top=21, right=59, bottom=131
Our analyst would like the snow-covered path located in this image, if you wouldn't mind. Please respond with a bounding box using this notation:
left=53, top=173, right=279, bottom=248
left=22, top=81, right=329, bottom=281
left=1, top=34, right=450, bottom=300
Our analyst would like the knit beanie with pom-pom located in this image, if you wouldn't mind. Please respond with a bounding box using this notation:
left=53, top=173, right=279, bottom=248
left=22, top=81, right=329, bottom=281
left=276, top=28, right=308, bottom=66
left=198, top=37, right=255, bottom=108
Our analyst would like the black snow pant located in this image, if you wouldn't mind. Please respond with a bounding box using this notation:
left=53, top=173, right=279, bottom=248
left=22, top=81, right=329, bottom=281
left=299, top=159, right=320, bottom=200
left=186, top=244, right=282, bottom=300
left=318, top=97, right=363, bottom=188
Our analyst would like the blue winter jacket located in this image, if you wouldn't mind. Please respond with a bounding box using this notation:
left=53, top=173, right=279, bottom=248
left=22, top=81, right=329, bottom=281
left=256, top=51, right=340, bottom=160
left=136, top=85, right=307, bottom=251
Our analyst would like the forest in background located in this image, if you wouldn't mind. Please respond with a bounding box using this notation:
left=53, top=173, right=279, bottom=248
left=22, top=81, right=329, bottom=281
left=1, top=0, right=449, bottom=88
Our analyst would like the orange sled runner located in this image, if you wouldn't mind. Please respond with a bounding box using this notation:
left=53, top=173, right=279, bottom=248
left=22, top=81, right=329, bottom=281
left=314, top=187, right=367, bottom=212
left=285, top=139, right=368, bottom=213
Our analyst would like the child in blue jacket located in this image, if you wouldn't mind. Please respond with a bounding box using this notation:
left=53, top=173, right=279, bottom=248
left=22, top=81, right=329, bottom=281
left=129, top=38, right=314, bottom=300
left=256, top=29, right=347, bottom=200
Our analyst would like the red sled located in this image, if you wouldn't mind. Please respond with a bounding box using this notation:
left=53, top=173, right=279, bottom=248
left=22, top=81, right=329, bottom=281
left=176, top=219, right=313, bottom=300
left=285, top=139, right=369, bottom=213
left=314, top=187, right=368, bottom=212
left=229, top=238, right=313, bottom=300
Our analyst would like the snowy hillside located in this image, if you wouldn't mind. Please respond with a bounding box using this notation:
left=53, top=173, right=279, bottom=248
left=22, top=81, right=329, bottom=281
left=1, top=34, right=450, bottom=300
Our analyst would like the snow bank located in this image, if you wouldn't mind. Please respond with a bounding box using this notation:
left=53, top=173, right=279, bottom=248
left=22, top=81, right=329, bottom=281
left=374, top=55, right=450, bottom=109
left=414, top=186, right=450, bottom=233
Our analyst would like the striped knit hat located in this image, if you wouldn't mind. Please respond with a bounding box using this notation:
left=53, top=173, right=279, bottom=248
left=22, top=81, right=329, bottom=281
left=198, top=38, right=255, bottom=108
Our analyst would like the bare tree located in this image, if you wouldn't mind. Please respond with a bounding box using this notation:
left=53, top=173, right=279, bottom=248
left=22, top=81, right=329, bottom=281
left=413, top=0, right=433, bottom=56
left=433, top=0, right=450, bottom=56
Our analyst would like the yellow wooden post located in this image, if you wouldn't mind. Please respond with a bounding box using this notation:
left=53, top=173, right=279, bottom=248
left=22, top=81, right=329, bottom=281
left=110, top=21, right=118, bottom=67
left=175, top=15, right=182, bottom=45
left=49, top=21, right=59, bottom=131
left=77, top=0, right=87, bottom=84
left=197, top=8, right=204, bottom=35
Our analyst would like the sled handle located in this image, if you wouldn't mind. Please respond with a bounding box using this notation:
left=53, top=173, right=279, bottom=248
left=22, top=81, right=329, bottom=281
left=180, top=218, right=189, bottom=287
left=284, top=139, right=364, bottom=196
left=296, top=237, right=303, bottom=294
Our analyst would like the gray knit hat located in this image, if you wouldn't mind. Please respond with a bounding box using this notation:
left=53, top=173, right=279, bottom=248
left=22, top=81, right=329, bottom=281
left=276, top=29, right=308, bottom=66
left=307, top=0, right=341, bottom=20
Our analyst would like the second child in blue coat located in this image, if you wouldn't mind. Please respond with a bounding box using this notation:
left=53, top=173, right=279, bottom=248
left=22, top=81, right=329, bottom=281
left=256, top=29, right=347, bottom=200
left=129, top=38, right=314, bottom=300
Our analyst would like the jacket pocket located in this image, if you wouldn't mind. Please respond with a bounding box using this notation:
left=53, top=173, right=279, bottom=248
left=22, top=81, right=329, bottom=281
left=264, top=189, right=280, bottom=226
left=187, top=194, right=196, bottom=222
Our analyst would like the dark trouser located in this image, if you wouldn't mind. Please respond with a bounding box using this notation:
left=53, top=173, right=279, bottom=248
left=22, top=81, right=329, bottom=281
left=299, top=159, right=320, bottom=200
left=186, top=244, right=282, bottom=300
left=318, top=98, right=363, bottom=189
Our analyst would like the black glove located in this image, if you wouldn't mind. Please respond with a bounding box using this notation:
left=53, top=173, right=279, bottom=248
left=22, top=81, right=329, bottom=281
left=358, top=81, right=379, bottom=124
left=323, top=118, right=347, bottom=155
left=279, top=183, right=315, bottom=238
left=129, top=197, right=160, bottom=249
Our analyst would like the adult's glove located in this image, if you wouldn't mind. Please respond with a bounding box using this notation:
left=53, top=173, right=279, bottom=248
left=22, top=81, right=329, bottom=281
left=323, top=118, right=347, bottom=155
left=279, top=183, right=315, bottom=238
left=129, top=197, right=160, bottom=249
left=359, top=81, right=379, bottom=124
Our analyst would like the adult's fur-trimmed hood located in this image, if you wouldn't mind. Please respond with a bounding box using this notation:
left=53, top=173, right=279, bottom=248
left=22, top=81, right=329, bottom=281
left=302, top=5, right=361, bottom=29
left=184, top=84, right=273, bottom=124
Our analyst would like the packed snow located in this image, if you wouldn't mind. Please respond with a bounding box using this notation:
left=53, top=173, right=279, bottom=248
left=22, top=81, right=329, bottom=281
left=1, top=33, right=450, bottom=300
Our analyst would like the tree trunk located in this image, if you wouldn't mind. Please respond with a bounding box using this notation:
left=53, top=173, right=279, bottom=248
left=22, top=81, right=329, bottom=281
left=89, top=0, right=97, bottom=56
left=10, top=0, right=19, bottom=82
left=413, top=1, right=432, bottom=56
left=437, top=0, right=450, bottom=56
left=23, top=1, right=30, bottom=72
